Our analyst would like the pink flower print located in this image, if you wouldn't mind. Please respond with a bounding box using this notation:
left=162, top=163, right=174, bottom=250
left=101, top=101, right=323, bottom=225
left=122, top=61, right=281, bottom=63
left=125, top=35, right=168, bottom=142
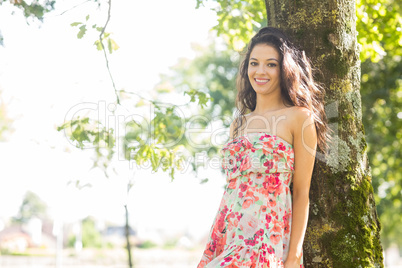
left=228, top=179, right=237, bottom=189
left=267, top=196, right=277, bottom=208
left=242, top=199, right=253, bottom=209
left=270, top=233, right=281, bottom=245
left=283, top=211, right=291, bottom=235
left=242, top=190, right=259, bottom=209
left=247, top=214, right=259, bottom=229
left=263, top=160, right=274, bottom=170
left=284, top=176, right=291, bottom=186
left=271, top=222, right=282, bottom=233
left=234, top=143, right=242, bottom=152
left=270, top=210, right=277, bottom=219
left=267, top=175, right=280, bottom=188
left=239, top=214, right=259, bottom=238
left=265, top=214, right=272, bottom=223
left=259, top=134, right=268, bottom=141
left=260, top=205, right=267, bottom=214
left=229, top=149, right=236, bottom=157
left=228, top=158, right=234, bottom=167
left=232, top=165, right=238, bottom=175
left=274, top=183, right=284, bottom=197
left=215, top=234, right=226, bottom=256
left=239, top=183, right=248, bottom=192
left=240, top=155, right=252, bottom=171
left=262, top=139, right=275, bottom=150
left=278, top=143, right=286, bottom=151
left=245, top=238, right=255, bottom=246
left=224, top=256, right=233, bottom=263
left=245, top=140, right=254, bottom=150
left=259, top=254, right=267, bottom=265
left=257, top=228, right=264, bottom=236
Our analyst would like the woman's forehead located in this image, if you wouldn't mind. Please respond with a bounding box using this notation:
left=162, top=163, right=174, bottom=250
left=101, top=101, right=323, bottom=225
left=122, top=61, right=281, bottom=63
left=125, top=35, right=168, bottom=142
left=250, top=44, right=280, bottom=60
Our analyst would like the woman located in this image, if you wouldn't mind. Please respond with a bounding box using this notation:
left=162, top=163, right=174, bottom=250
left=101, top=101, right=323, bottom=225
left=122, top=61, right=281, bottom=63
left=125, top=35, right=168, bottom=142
left=197, top=27, right=331, bottom=268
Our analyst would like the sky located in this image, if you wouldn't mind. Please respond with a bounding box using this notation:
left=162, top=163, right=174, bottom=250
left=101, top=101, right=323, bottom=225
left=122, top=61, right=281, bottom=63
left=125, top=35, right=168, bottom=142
left=0, top=0, right=229, bottom=243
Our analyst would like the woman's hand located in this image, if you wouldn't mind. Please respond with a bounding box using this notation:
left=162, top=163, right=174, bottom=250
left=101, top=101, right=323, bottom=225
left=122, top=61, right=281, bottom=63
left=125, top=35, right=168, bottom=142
left=283, top=258, right=300, bottom=268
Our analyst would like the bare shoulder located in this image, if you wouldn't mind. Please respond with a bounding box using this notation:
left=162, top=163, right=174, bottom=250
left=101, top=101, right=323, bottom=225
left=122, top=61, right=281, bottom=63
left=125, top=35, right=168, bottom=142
left=290, top=106, right=313, bottom=118
left=287, top=106, right=314, bottom=137
left=288, top=107, right=314, bottom=133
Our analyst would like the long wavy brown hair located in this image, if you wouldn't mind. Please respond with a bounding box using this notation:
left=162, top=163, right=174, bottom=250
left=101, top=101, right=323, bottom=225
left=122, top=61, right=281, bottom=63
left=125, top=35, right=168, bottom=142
left=234, top=27, right=332, bottom=155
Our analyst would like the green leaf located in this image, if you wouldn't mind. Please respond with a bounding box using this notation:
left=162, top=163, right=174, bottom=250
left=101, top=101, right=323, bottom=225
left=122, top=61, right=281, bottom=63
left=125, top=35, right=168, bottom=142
left=77, top=25, right=87, bottom=39
left=169, top=167, right=175, bottom=181
left=107, top=38, right=113, bottom=54
left=200, top=178, right=209, bottom=184
left=94, top=40, right=103, bottom=51
left=107, top=38, right=119, bottom=54
left=85, top=14, right=90, bottom=21
left=70, top=22, right=82, bottom=27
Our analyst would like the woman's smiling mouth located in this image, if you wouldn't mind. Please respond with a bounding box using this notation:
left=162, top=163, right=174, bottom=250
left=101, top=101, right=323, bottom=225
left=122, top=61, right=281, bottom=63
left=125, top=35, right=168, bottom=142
left=254, top=78, right=270, bottom=85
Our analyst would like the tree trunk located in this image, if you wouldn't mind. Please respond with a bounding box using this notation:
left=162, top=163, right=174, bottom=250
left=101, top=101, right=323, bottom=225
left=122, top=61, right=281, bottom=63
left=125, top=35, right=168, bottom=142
left=125, top=204, right=133, bottom=268
left=264, top=0, right=384, bottom=267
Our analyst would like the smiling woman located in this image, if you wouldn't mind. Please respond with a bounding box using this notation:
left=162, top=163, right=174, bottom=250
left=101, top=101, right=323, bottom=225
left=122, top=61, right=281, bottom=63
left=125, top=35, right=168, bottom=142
left=248, top=44, right=281, bottom=97
left=197, top=27, right=331, bottom=268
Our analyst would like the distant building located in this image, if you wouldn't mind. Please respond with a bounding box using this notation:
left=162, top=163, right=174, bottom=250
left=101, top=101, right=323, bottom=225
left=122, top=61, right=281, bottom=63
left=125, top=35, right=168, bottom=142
left=103, top=225, right=137, bottom=247
left=0, top=220, right=57, bottom=253
left=0, top=226, right=32, bottom=252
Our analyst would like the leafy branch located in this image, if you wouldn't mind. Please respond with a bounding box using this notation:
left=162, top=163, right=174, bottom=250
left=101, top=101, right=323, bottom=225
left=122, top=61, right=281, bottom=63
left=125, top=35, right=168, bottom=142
left=96, top=0, right=120, bottom=104
left=57, top=116, right=116, bottom=178
left=70, top=0, right=120, bottom=105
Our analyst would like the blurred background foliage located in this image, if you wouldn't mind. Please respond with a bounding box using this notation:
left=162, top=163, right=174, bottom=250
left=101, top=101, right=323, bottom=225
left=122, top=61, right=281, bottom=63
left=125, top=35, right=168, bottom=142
left=12, top=191, right=48, bottom=224
left=1, top=0, right=401, bottom=251
left=357, top=0, right=402, bottom=249
left=68, top=217, right=105, bottom=249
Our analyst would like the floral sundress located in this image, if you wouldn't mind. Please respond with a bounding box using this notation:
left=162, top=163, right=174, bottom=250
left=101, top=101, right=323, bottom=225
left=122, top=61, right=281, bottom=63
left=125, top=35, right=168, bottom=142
left=197, top=132, right=304, bottom=268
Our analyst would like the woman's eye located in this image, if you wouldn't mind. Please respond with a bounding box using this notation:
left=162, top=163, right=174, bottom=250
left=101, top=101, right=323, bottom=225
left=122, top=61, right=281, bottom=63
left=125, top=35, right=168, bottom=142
left=268, top=63, right=277, bottom=67
left=250, top=62, right=257, bottom=66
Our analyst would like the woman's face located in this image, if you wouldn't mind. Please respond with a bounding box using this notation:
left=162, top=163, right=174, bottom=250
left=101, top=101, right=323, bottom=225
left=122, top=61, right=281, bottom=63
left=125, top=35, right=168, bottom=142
left=247, top=44, right=281, bottom=95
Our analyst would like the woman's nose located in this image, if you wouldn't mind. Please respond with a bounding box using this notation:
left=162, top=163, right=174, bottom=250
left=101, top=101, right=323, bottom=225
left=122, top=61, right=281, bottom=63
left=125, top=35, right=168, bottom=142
left=256, top=65, right=265, bottom=74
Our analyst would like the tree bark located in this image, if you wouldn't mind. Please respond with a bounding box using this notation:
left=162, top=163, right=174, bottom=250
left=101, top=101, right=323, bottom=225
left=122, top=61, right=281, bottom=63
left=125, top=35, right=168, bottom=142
left=264, top=0, right=384, bottom=267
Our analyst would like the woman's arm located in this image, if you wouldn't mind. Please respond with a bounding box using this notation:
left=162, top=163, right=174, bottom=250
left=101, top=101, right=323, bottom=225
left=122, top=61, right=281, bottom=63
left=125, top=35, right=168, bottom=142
left=286, top=108, right=317, bottom=263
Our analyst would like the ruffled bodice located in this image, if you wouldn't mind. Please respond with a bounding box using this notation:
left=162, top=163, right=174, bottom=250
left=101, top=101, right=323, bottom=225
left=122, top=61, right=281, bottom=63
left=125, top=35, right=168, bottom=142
left=221, top=132, right=295, bottom=181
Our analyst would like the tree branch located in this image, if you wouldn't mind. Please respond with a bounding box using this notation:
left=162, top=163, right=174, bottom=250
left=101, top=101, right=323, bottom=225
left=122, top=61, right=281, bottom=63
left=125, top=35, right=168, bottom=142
left=43, top=0, right=92, bottom=18
left=99, top=0, right=120, bottom=105
left=119, top=89, right=198, bottom=108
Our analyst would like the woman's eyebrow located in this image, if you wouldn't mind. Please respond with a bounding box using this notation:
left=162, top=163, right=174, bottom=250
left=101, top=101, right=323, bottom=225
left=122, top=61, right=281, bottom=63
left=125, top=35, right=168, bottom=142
left=250, top=57, right=279, bottom=62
